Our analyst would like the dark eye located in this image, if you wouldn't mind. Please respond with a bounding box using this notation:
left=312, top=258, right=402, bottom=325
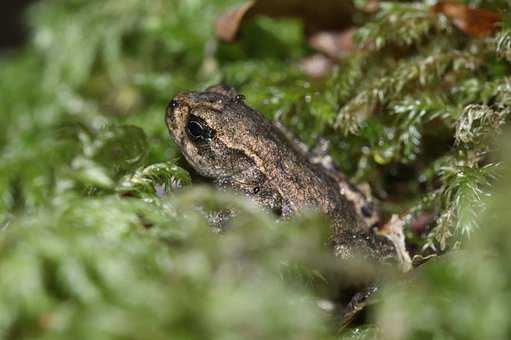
left=187, top=120, right=204, bottom=138
left=186, top=116, right=214, bottom=143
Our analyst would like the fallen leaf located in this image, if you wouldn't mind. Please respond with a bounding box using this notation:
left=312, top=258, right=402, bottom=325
left=376, top=214, right=412, bottom=272
left=409, top=212, right=433, bottom=235
left=360, top=0, right=380, bottom=13
left=216, top=0, right=355, bottom=42
left=432, top=1, right=502, bottom=38
left=300, top=54, right=334, bottom=78
left=308, top=28, right=358, bottom=59
left=216, top=1, right=256, bottom=42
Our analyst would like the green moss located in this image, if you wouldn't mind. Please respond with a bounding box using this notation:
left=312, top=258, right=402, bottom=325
left=1, top=0, right=510, bottom=338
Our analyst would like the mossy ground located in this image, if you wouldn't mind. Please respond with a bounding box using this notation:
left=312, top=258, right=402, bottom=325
left=1, top=1, right=511, bottom=339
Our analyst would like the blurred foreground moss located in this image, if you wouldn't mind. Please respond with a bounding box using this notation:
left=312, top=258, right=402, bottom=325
left=0, top=188, right=369, bottom=339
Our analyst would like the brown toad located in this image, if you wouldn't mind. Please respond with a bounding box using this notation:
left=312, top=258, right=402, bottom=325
left=165, top=84, right=395, bottom=260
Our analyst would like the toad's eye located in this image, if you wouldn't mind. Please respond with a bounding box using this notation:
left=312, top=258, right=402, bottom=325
left=186, top=116, right=215, bottom=143
left=187, top=120, right=204, bottom=138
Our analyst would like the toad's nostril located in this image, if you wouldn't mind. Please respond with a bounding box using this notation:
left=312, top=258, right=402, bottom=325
left=166, top=100, right=179, bottom=125
left=167, top=99, right=179, bottom=113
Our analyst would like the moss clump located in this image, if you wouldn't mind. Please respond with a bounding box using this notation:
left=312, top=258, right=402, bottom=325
left=1, top=0, right=510, bottom=338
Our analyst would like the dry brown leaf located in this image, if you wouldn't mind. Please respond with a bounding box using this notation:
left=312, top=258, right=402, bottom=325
left=300, top=54, right=334, bottom=78
left=432, top=1, right=502, bottom=38
left=308, top=28, right=357, bottom=59
left=216, top=0, right=355, bottom=42
left=360, top=0, right=380, bottom=13
left=216, top=1, right=256, bottom=42
left=375, top=215, right=412, bottom=272
left=409, top=212, right=433, bottom=235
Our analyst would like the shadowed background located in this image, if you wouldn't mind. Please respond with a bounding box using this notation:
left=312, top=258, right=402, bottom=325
left=0, top=0, right=38, bottom=49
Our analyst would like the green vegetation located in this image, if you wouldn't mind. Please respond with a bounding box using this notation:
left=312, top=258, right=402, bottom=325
left=0, top=0, right=510, bottom=338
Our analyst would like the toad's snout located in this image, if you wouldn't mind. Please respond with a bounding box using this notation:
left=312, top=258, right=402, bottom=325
left=165, top=92, right=192, bottom=131
left=166, top=99, right=179, bottom=123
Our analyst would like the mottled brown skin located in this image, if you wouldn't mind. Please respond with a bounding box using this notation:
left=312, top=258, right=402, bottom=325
left=165, top=85, right=393, bottom=259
